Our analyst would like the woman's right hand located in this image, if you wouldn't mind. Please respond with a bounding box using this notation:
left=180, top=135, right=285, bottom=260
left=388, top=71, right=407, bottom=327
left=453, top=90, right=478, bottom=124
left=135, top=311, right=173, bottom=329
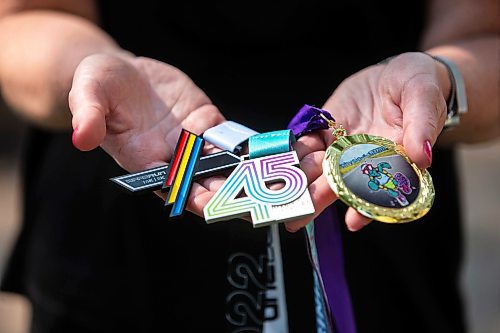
left=69, top=53, right=225, bottom=173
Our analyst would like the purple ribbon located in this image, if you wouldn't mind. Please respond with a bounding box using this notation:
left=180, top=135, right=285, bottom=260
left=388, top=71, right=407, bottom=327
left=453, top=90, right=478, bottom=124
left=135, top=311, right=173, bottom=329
left=287, top=104, right=335, bottom=137
left=287, top=104, right=357, bottom=333
left=314, top=206, right=356, bottom=333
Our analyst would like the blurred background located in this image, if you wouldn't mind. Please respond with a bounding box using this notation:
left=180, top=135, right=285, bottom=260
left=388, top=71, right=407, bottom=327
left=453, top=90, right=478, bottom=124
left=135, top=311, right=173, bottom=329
left=0, top=105, right=499, bottom=333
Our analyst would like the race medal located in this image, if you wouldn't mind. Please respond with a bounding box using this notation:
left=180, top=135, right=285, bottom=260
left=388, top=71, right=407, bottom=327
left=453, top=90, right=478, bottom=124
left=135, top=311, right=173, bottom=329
left=111, top=127, right=315, bottom=225
left=204, top=130, right=315, bottom=228
left=322, top=122, right=435, bottom=223
left=110, top=129, right=245, bottom=218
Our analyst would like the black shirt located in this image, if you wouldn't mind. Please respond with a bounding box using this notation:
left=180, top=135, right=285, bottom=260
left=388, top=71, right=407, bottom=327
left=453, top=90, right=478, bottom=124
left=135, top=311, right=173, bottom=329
left=2, top=1, right=465, bottom=332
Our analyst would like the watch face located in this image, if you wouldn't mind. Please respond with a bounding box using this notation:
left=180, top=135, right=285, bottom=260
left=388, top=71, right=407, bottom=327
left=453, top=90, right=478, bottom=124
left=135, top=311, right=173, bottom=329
left=323, top=134, right=435, bottom=223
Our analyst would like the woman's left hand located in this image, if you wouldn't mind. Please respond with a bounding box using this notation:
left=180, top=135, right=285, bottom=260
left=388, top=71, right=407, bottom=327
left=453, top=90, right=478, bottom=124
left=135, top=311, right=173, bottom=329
left=286, top=52, right=450, bottom=232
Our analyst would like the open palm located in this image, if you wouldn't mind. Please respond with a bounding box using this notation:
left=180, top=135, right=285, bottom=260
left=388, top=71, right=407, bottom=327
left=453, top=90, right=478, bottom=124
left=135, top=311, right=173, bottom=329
left=69, top=53, right=224, bottom=172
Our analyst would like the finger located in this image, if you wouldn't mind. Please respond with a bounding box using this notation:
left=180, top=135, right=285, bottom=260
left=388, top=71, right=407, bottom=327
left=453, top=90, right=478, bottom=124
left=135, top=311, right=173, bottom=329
left=197, top=175, right=227, bottom=192
left=154, top=178, right=215, bottom=218
left=285, top=173, right=338, bottom=232
left=182, top=104, right=226, bottom=136
left=186, top=182, right=253, bottom=223
left=299, top=151, right=325, bottom=185
left=345, top=207, right=372, bottom=231
left=153, top=189, right=168, bottom=202
left=202, top=142, right=222, bottom=155
left=186, top=182, right=213, bottom=217
left=400, top=78, right=447, bottom=169
left=187, top=176, right=231, bottom=217
left=155, top=170, right=232, bottom=219
left=284, top=216, right=313, bottom=233
left=69, top=73, right=109, bottom=151
left=294, top=132, right=326, bottom=160
left=380, top=53, right=448, bottom=169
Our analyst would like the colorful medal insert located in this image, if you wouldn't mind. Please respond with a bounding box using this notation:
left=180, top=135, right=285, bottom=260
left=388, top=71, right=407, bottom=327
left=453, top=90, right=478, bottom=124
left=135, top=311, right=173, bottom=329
left=163, top=129, right=205, bottom=217
left=321, top=118, right=435, bottom=223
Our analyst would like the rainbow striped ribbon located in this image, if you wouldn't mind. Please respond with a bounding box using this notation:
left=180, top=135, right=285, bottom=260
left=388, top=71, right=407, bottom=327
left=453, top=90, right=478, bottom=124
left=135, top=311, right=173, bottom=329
left=163, top=129, right=204, bottom=217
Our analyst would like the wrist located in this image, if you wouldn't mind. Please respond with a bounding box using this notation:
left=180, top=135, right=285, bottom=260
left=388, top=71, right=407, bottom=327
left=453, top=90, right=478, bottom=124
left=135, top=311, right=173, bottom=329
left=426, top=53, right=468, bottom=129
left=433, top=57, right=452, bottom=103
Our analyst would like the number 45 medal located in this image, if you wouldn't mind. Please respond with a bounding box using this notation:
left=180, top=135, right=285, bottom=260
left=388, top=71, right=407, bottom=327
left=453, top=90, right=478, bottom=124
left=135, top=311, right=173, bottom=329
left=319, top=112, right=435, bottom=223
left=203, top=130, right=315, bottom=228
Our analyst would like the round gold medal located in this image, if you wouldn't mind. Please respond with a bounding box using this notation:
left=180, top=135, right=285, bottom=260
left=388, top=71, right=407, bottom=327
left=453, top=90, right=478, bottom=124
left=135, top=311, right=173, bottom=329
left=322, top=134, right=435, bottom=223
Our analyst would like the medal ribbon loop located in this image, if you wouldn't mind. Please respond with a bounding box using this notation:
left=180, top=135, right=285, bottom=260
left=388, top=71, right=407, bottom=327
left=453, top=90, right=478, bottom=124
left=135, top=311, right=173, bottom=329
left=287, top=105, right=357, bottom=333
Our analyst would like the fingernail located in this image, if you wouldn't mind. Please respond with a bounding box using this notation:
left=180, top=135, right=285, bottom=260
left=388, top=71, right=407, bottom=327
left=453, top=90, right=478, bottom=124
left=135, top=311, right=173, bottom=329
left=424, top=140, right=433, bottom=165
left=72, top=126, right=79, bottom=147
left=347, top=223, right=360, bottom=232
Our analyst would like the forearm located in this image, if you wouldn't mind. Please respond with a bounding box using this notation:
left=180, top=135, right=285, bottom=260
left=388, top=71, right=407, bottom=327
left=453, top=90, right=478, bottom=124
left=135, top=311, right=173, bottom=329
left=0, top=10, right=124, bottom=129
left=425, top=36, right=500, bottom=145
left=419, top=0, right=500, bottom=145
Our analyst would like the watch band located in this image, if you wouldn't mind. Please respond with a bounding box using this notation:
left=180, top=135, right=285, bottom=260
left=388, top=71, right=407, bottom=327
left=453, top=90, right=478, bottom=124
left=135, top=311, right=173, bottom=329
left=431, top=55, right=468, bottom=128
left=203, top=121, right=259, bottom=153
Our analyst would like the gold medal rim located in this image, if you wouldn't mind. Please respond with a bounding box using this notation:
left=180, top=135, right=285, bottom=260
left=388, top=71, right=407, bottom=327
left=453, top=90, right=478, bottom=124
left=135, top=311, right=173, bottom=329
left=323, top=134, right=435, bottom=223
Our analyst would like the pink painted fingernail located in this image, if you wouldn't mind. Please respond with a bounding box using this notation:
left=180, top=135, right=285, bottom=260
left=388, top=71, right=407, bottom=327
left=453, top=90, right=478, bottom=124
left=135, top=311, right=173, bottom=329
left=72, top=126, right=79, bottom=147
left=424, top=140, right=433, bottom=165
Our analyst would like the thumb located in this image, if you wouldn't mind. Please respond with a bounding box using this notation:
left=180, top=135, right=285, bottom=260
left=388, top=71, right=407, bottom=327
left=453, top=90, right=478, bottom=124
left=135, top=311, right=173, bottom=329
left=68, top=73, right=108, bottom=152
left=400, top=78, right=447, bottom=169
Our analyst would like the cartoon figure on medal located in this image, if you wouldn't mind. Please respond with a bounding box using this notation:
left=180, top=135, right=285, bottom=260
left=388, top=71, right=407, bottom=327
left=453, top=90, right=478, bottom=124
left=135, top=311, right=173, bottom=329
left=340, top=143, right=418, bottom=208
left=323, top=134, right=434, bottom=223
